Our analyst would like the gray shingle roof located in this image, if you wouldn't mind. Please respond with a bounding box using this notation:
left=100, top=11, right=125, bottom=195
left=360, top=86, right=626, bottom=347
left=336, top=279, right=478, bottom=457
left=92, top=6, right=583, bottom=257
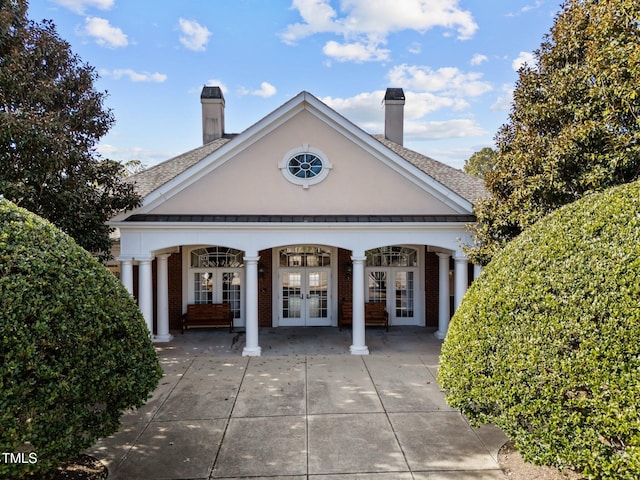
left=125, top=133, right=487, bottom=205
left=372, top=135, right=488, bottom=204
left=124, top=136, right=235, bottom=198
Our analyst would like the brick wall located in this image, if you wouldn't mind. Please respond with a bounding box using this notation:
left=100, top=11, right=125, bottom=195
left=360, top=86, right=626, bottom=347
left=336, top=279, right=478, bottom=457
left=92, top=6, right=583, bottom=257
left=337, top=248, right=353, bottom=305
left=168, top=250, right=183, bottom=330
left=258, top=248, right=273, bottom=327
left=424, top=251, right=439, bottom=327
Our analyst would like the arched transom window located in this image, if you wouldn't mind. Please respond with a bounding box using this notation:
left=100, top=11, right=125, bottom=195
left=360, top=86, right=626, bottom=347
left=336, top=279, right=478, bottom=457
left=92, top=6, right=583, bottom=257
left=190, top=246, right=244, bottom=268
left=279, top=246, right=332, bottom=267
left=365, top=246, right=418, bottom=267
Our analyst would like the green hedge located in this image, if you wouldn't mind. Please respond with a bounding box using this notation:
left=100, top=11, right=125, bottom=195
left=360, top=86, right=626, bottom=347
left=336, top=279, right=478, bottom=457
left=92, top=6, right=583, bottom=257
left=439, top=181, right=640, bottom=479
left=0, top=199, right=162, bottom=479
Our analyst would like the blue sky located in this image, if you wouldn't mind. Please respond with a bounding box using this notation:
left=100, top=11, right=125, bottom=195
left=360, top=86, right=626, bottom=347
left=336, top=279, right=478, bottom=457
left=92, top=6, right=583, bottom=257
left=29, top=0, right=560, bottom=170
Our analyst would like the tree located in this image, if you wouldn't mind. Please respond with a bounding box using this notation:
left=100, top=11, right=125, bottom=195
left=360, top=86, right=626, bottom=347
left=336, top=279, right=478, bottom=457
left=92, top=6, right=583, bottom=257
left=467, top=0, right=640, bottom=265
left=0, top=198, right=162, bottom=478
left=122, top=159, right=148, bottom=176
left=439, top=181, right=640, bottom=478
left=463, top=147, right=496, bottom=179
left=0, top=0, right=140, bottom=260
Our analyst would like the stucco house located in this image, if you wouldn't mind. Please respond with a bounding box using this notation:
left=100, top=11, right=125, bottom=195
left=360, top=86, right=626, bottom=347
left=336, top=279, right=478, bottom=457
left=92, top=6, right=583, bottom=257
left=109, top=86, right=486, bottom=356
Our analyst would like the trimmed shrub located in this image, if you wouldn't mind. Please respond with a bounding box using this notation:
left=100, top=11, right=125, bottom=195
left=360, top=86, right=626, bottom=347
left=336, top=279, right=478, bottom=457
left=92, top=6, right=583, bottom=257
left=438, top=181, right=640, bottom=479
left=0, top=199, right=162, bottom=478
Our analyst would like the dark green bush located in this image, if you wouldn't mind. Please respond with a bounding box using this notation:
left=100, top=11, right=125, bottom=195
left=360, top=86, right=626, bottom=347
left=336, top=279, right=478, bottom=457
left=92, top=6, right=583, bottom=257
left=439, top=181, right=640, bottom=479
left=0, top=199, right=162, bottom=479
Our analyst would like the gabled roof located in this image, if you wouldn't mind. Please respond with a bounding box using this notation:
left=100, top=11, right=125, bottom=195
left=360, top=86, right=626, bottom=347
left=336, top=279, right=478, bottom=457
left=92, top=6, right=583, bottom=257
left=372, top=135, right=487, bottom=204
left=125, top=135, right=236, bottom=198
left=121, top=91, right=487, bottom=216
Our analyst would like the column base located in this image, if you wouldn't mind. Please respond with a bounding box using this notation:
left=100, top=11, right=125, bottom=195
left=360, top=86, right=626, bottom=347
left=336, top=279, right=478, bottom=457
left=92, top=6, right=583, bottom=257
left=434, top=330, right=447, bottom=340
left=350, top=345, right=370, bottom=355
left=153, top=334, right=174, bottom=343
left=242, top=346, right=262, bottom=357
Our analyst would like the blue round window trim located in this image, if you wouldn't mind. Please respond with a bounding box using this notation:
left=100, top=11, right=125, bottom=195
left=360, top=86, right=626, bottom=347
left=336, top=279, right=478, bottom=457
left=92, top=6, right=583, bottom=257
left=288, top=154, right=323, bottom=179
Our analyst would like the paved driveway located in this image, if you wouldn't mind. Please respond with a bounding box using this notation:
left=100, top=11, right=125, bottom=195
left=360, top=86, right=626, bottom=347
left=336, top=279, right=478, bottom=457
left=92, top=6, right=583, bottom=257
left=87, top=327, right=507, bottom=479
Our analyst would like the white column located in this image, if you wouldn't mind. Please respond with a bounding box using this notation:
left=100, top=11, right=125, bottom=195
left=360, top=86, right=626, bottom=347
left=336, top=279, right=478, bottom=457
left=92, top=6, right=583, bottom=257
left=435, top=252, right=451, bottom=340
left=454, top=255, right=469, bottom=312
left=138, top=257, right=154, bottom=336
left=119, top=258, right=134, bottom=295
left=243, top=255, right=261, bottom=356
left=473, top=264, right=483, bottom=281
left=350, top=255, right=369, bottom=355
left=154, top=253, right=173, bottom=343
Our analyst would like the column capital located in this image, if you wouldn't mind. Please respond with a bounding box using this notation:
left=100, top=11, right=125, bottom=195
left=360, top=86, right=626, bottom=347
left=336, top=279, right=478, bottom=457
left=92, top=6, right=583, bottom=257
left=243, top=255, right=261, bottom=263
left=453, top=254, right=469, bottom=263
left=435, top=252, right=451, bottom=260
left=155, top=253, right=172, bottom=261
left=350, top=255, right=367, bottom=263
left=116, top=256, right=134, bottom=263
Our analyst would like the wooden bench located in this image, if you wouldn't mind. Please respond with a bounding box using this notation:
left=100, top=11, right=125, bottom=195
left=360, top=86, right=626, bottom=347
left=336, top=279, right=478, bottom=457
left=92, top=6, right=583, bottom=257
left=181, top=303, right=234, bottom=333
left=339, top=301, right=389, bottom=331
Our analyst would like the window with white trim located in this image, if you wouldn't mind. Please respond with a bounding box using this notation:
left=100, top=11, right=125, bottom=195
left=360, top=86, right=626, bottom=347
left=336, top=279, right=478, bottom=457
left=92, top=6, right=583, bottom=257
left=279, top=145, right=332, bottom=189
left=189, top=247, right=244, bottom=320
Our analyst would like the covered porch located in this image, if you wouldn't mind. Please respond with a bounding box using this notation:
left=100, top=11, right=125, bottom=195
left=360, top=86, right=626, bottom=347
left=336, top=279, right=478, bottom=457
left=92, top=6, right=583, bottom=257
left=114, top=216, right=482, bottom=355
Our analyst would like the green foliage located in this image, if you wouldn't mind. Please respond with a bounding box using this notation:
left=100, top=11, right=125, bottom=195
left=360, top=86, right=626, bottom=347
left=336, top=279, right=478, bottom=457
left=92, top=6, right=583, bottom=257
left=468, top=0, right=640, bottom=265
left=0, top=199, right=162, bottom=479
left=0, top=0, right=140, bottom=260
left=463, top=147, right=496, bottom=179
left=439, top=181, right=640, bottom=479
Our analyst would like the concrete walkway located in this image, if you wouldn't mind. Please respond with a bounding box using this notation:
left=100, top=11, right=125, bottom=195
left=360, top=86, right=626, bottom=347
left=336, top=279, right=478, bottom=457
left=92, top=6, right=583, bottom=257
left=87, top=327, right=508, bottom=479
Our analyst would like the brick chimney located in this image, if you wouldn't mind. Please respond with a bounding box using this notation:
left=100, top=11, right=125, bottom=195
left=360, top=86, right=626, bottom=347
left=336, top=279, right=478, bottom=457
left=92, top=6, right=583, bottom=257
left=384, top=87, right=405, bottom=146
left=201, top=86, right=225, bottom=144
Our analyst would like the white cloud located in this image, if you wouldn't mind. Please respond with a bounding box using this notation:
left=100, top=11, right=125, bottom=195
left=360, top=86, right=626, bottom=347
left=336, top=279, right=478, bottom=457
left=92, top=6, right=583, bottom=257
left=408, top=42, right=422, bottom=54
left=82, top=17, right=128, bottom=48
left=281, top=0, right=477, bottom=62
left=321, top=89, right=484, bottom=141
left=178, top=19, right=211, bottom=52
left=51, top=0, right=114, bottom=14
left=405, top=119, right=486, bottom=141
left=507, top=1, right=544, bottom=17
left=239, top=82, right=277, bottom=98
left=387, top=64, right=492, bottom=97
left=206, top=80, right=228, bottom=94
left=98, top=143, right=172, bottom=166
left=321, top=90, right=385, bottom=129
left=253, top=82, right=277, bottom=98
left=281, top=0, right=338, bottom=44
left=322, top=40, right=390, bottom=62
left=102, top=69, right=167, bottom=83
left=512, top=51, right=535, bottom=71
left=491, top=84, right=514, bottom=111
left=470, top=53, right=488, bottom=66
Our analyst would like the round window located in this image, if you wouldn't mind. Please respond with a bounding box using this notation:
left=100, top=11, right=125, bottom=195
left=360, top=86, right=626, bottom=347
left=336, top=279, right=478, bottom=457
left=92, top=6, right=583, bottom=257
left=288, top=153, right=323, bottom=179
left=279, top=145, right=332, bottom=188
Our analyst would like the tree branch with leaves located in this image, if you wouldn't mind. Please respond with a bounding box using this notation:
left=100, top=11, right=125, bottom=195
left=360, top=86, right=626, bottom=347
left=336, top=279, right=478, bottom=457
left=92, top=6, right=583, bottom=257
left=467, top=0, right=640, bottom=265
left=0, top=0, right=140, bottom=260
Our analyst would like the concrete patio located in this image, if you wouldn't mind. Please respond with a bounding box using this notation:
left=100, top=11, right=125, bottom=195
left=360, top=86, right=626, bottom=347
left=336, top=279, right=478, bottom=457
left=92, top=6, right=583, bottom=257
left=86, top=327, right=508, bottom=479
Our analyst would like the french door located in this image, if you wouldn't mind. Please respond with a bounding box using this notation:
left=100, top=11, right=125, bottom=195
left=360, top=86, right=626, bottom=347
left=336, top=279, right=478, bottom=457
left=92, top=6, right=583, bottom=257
left=366, top=268, right=418, bottom=325
left=191, top=269, right=243, bottom=323
left=279, top=268, right=331, bottom=326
